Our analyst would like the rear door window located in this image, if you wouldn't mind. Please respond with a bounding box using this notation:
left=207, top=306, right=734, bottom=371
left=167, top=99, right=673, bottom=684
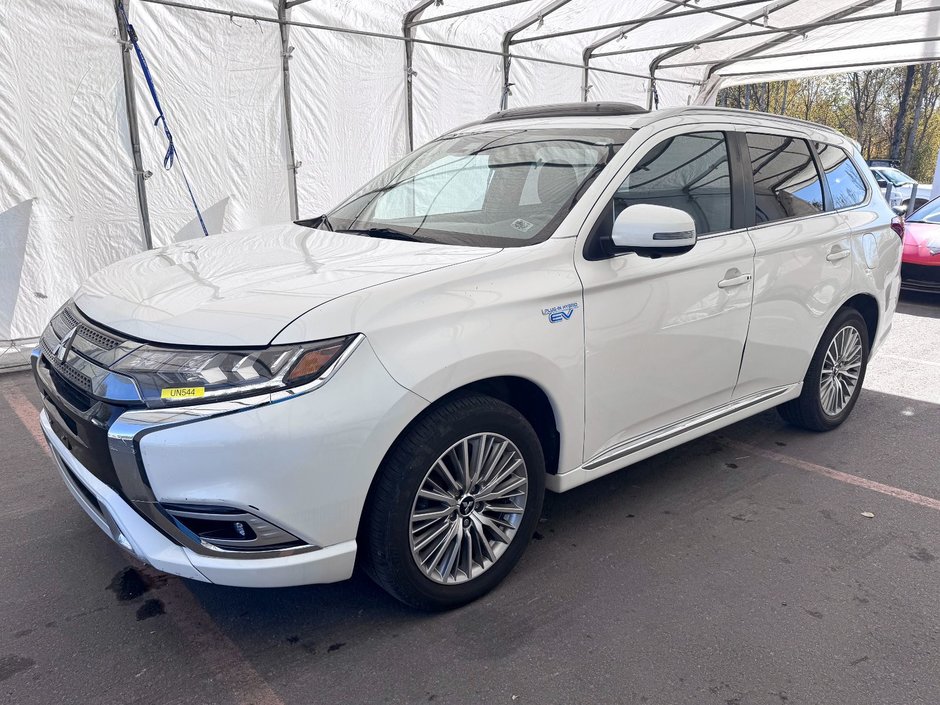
left=746, top=133, right=824, bottom=223
left=814, top=143, right=869, bottom=209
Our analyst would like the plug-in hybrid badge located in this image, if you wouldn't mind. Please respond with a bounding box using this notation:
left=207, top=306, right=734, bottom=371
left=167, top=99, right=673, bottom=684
left=542, top=302, right=578, bottom=323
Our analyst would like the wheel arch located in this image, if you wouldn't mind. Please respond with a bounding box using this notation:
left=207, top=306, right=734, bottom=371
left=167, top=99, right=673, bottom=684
left=841, top=292, right=879, bottom=347
left=384, top=376, right=561, bottom=477
left=356, top=375, right=561, bottom=554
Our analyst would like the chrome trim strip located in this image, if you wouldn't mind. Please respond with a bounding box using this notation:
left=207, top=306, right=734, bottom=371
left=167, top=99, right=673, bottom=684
left=583, top=386, right=791, bottom=471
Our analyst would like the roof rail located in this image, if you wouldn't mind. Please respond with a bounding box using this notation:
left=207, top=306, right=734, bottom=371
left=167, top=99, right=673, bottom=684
left=482, top=101, right=648, bottom=123
left=673, top=106, right=848, bottom=140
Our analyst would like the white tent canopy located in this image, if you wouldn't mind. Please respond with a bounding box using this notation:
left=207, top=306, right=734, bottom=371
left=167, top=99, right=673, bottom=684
left=2, top=0, right=939, bottom=352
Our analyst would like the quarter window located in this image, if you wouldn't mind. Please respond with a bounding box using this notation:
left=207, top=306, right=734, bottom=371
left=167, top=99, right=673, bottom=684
left=746, top=133, right=824, bottom=223
left=814, top=143, right=868, bottom=209
left=613, top=132, right=733, bottom=236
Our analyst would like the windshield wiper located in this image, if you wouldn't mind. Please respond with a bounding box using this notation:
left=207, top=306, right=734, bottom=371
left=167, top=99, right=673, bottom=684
left=340, top=227, right=421, bottom=242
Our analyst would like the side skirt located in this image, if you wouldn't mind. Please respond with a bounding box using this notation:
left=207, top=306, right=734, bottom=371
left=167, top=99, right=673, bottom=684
left=546, top=383, right=801, bottom=493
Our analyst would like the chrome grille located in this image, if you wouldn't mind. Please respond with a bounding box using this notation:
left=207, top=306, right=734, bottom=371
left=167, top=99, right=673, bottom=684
left=59, top=306, right=80, bottom=331
left=39, top=334, right=93, bottom=393
left=37, top=305, right=142, bottom=404
left=52, top=306, right=121, bottom=351
left=76, top=325, right=121, bottom=351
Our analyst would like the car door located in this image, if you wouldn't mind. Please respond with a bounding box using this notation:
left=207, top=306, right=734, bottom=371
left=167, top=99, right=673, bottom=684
left=576, top=126, right=755, bottom=466
left=733, top=131, right=854, bottom=399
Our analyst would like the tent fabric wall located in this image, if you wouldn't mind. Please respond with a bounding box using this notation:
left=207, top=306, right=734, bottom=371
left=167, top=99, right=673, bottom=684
left=130, top=0, right=289, bottom=245
left=0, top=0, right=142, bottom=347
left=3, top=0, right=939, bottom=356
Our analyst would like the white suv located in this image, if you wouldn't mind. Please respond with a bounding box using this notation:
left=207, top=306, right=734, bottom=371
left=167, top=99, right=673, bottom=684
left=34, top=103, right=901, bottom=609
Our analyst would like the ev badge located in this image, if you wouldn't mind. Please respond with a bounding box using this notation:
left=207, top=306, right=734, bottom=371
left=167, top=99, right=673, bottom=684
left=541, top=302, right=579, bottom=324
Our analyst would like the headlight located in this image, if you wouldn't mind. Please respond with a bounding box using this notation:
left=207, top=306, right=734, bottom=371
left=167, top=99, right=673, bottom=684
left=112, top=335, right=357, bottom=406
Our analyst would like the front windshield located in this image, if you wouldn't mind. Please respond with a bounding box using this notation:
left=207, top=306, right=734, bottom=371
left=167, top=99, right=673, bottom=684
left=908, top=196, right=940, bottom=223
left=321, top=127, right=633, bottom=247
left=874, top=167, right=914, bottom=186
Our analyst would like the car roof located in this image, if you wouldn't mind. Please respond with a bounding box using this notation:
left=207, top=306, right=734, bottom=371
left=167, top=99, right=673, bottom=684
left=456, top=103, right=857, bottom=152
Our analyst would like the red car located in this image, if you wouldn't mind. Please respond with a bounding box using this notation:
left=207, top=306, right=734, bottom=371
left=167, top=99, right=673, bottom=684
left=901, top=197, right=940, bottom=291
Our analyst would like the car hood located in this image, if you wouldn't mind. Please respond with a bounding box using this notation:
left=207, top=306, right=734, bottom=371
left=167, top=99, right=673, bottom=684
left=74, top=223, right=499, bottom=346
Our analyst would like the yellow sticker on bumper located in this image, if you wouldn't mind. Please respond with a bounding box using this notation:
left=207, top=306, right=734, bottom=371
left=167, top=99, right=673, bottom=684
left=161, top=387, right=205, bottom=400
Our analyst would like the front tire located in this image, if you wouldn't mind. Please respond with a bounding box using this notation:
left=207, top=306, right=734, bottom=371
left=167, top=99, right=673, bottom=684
left=777, top=308, right=869, bottom=432
left=362, top=393, right=545, bottom=610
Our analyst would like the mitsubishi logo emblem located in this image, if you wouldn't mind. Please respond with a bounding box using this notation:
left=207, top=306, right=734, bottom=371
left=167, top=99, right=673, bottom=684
left=54, top=326, right=79, bottom=364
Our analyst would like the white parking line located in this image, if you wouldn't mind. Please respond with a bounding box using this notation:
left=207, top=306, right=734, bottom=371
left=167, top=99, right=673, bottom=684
left=723, top=438, right=940, bottom=512
left=879, top=353, right=940, bottom=368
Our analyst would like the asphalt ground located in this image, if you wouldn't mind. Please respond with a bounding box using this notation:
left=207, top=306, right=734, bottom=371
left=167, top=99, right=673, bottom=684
left=1, top=291, right=938, bottom=705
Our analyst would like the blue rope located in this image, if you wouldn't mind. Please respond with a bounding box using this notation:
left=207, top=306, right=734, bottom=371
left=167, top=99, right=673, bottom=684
left=118, top=1, right=209, bottom=237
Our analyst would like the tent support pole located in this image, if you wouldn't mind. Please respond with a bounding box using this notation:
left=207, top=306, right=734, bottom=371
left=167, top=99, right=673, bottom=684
left=515, top=0, right=774, bottom=44
left=500, top=0, right=574, bottom=110
left=581, top=50, right=590, bottom=102
left=663, top=32, right=940, bottom=69
left=703, top=0, right=883, bottom=80
left=718, top=54, right=940, bottom=78
left=137, top=1, right=698, bottom=86
left=580, top=2, right=697, bottom=105
left=403, top=1, right=437, bottom=151
left=410, top=0, right=533, bottom=27
left=649, top=0, right=801, bottom=77
left=277, top=0, right=299, bottom=220
left=601, top=4, right=940, bottom=59
left=115, top=0, right=153, bottom=250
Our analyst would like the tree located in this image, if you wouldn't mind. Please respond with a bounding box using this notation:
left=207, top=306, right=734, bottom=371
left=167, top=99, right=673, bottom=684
left=903, top=64, right=932, bottom=173
left=890, top=65, right=916, bottom=162
left=716, top=63, right=940, bottom=181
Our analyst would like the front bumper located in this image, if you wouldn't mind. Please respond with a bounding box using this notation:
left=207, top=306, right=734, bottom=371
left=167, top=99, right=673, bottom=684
left=41, top=410, right=357, bottom=586
left=35, top=329, right=428, bottom=587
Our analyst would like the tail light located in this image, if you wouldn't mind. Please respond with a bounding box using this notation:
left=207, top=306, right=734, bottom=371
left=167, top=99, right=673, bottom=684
left=891, top=216, right=905, bottom=239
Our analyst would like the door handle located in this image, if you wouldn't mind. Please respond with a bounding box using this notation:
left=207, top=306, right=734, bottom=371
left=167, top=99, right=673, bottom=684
left=717, top=273, right=752, bottom=288
left=826, top=247, right=851, bottom=262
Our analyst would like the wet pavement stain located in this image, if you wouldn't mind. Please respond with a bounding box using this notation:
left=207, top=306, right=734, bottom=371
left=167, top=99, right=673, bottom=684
left=136, top=599, right=165, bottom=621
left=0, top=655, right=35, bottom=682
left=909, top=547, right=936, bottom=562
left=107, top=567, right=151, bottom=601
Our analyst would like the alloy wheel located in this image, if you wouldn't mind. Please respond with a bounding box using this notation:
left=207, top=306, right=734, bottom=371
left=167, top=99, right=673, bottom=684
left=819, top=325, right=863, bottom=416
left=409, top=433, right=528, bottom=585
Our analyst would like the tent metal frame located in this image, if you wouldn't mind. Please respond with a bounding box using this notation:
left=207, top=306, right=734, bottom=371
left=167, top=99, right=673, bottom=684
left=114, top=0, right=153, bottom=249
left=119, top=0, right=940, bottom=245
left=663, top=32, right=940, bottom=69
left=596, top=3, right=940, bottom=59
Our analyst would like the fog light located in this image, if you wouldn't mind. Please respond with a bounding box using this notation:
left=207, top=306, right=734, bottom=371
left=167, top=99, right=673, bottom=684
left=160, top=503, right=303, bottom=551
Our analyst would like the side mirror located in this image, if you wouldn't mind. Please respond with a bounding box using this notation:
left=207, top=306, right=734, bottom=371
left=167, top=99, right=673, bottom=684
left=609, top=204, right=697, bottom=257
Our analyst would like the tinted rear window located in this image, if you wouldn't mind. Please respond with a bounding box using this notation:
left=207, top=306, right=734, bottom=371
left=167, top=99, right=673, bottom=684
left=815, top=143, right=868, bottom=209
left=747, top=133, right=824, bottom=223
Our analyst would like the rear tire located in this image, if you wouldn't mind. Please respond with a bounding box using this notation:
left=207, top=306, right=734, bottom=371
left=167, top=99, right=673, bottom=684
left=777, top=308, right=869, bottom=432
left=362, top=393, right=545, bottom=610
